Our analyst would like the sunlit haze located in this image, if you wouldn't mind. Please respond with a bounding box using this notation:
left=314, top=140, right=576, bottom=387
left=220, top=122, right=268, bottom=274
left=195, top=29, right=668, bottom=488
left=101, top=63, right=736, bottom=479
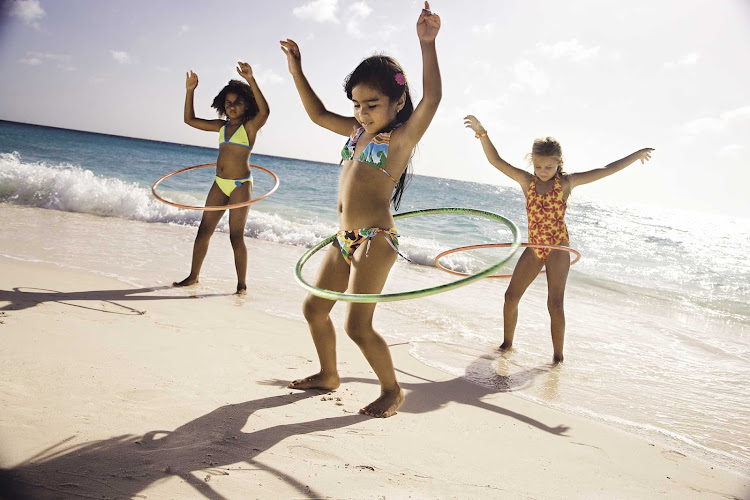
left=1, top=0, right=749, bottom=217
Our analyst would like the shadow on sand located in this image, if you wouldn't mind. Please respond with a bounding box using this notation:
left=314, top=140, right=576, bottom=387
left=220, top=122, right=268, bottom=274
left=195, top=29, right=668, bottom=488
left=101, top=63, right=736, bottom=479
left=1, top=392, right=365, bottom=499
left=0, top=286, right=231, bottom=315
left=265, top=343, right=570, bottom=437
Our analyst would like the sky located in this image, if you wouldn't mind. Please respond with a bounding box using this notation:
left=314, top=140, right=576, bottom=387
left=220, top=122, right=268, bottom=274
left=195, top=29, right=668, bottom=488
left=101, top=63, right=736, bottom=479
left=1, top=0, right=749, bottom=217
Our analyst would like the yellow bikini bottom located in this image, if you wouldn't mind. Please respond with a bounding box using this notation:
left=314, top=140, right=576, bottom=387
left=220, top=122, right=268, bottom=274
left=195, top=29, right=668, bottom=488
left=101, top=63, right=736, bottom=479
left=215, top=175, right=253, bottom=197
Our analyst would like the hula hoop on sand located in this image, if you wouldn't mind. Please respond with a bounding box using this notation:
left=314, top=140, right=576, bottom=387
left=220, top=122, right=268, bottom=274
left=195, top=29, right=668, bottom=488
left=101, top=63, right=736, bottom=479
left=294, top=208, right=521, bottom=303
left=434, top=243, right=581, bottom=279
left=151, top=162, right=279, bottom=211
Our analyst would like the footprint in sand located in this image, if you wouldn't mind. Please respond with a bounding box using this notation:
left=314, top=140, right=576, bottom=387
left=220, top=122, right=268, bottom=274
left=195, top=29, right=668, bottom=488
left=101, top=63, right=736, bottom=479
left=287, top=444, right=341, bottom=462
left=661, top=449, right=687, bottom=462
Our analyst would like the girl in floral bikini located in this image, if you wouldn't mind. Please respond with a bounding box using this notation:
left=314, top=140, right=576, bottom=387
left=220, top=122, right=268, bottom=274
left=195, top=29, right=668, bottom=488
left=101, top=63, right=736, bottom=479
left=280, top=2, right=441, bottom=417
left=464, top=114, right=653, bottom=363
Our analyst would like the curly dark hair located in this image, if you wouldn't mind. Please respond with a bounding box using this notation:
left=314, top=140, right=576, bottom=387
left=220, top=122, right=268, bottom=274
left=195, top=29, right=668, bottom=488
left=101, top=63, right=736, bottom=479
left=344, top=55, right=415, bottom=211
left=211, top=80, right=259, bottom=122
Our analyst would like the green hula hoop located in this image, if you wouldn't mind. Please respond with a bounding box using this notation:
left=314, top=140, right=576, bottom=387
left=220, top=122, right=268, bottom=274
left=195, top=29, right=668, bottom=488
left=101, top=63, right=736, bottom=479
left=294, top=207, right=520, bottom=303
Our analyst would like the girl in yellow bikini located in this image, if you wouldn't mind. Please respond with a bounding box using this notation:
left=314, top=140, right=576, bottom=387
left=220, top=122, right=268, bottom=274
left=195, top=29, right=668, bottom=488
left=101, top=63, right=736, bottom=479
left=280, top=1, right=441, bottom=418
left=464, top=114, right=653, bottom=363
left=175, top=62, right=269, bottom=295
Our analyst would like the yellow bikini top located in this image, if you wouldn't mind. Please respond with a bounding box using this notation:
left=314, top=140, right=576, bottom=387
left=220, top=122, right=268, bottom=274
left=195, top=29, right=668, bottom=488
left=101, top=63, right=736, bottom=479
left=219, top=121, right=251, bottom=149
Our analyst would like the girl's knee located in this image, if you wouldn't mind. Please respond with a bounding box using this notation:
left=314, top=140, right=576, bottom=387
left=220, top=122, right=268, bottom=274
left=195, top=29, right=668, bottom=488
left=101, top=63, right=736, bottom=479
left=505, top=289, right=521, bottom=305
left=343, top=318, right=371, bottom=344
left=229, top=232, right=245, bottom=247
left=195, top=229, right=212, bottom=242
left=302, top=298, right=327, bottom=324
left=547, top=298, right=565, bottom=315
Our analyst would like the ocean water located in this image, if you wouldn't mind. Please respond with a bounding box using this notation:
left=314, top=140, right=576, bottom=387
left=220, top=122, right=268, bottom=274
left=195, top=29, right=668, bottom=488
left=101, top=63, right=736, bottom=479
left=1, top=120, right=749, bottom=475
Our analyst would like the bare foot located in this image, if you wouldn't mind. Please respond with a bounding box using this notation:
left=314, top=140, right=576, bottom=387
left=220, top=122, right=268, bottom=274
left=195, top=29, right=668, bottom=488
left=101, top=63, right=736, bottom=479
left=359, top=387, right=404, bottom=418
left=499, top=341, right=513, bottom=351
left=236, top=283, right=247, bottom=295
left=288, top=372, right=340, bottom=391
left=173, top=276, right=198, bottom=287
left=552, top=354, right=564, bottom=364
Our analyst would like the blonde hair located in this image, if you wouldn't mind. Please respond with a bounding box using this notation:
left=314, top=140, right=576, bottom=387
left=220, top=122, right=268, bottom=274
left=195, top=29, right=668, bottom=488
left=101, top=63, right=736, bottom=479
left=525, top=137, right=565, bottom=177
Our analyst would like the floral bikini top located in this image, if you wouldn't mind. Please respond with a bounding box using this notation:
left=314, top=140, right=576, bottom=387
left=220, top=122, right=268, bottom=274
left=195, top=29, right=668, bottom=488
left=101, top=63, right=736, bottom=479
left=340, top=125, right=401, bottom=183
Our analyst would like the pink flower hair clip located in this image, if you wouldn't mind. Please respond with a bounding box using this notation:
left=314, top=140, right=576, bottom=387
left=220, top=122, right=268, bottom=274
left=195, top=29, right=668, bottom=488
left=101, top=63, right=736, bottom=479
left=394, top=72, right=407, bottom=86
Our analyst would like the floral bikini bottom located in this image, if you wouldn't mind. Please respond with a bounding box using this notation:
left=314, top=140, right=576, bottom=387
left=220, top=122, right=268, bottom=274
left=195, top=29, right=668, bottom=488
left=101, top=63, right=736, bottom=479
left=334, top=227, right=404, bottom=265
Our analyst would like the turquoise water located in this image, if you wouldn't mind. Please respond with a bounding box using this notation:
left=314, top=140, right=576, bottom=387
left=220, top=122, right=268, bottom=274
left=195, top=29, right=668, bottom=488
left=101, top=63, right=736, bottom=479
left=1, top=120, right=747, bottom=321
left=1, top=119, right=749, bottom=474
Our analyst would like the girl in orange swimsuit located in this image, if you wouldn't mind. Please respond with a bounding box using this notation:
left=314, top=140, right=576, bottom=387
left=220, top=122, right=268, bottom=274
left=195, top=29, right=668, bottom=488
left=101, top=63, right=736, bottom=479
left=174, top=62, right=269, bottom=295
left=280, top=2, right=442, bottom=418
left=465, top=115, right=654, bottom=363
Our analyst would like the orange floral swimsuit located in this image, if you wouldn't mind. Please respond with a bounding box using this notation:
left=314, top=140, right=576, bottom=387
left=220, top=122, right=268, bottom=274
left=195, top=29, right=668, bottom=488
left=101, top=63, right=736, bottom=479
left=525, top=176, right=569, bottom=262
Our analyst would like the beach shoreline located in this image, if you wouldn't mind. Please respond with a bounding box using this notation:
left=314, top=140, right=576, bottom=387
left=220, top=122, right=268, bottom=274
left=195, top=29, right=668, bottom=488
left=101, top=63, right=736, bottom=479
left=1, top=234, right=748, bottom=498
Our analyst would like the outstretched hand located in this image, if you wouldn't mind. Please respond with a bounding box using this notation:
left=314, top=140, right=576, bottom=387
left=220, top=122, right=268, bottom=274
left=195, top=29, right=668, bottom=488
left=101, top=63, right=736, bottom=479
left=464, top=115, right=486, bottom=135
left=185, top=70, right=198, bottom=91
left=279, top=38, right=302, bottom=75
left=417, top=1, right=440, bottom=42
left=634, top=148, right=655, bottom=164
left=236, top=61, right=253, bottom=80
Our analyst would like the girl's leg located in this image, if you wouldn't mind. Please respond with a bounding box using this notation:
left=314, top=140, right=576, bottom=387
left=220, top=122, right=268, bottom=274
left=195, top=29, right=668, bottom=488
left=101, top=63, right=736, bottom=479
left=345, top=235, right=401, bottom=418
left=173, top=182, right=227, bottom=287
left=228, top=183, right=251, bottom=294
left=543, top=249, right=571, bottom=364
left=289, top=244, right=350, bottom=391
left=502, top=247, right=545, bottom=350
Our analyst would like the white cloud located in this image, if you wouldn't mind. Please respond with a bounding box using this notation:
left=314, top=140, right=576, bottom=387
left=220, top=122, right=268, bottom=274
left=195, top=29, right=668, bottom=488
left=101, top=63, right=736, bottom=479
left=466, top=95, right=510, bottom=114
left=679, top=105, right=750, bottom=141
left=178, top=25, right=191, bottom=36
left=8, top=0, right=45, bottom=29
left=293, top=0, right=339, bottom=24
left=535, top=39, right=599, bottom=62
left=349, top=1, right=371, bottom=17
left=472, top=23, right=495, bottom=37
left=346, top=1, right=373, bottom=38
left=721, top=105, right=750, bottom=122
left=254, top=68, right=285, bottom=86
left=680, top=117, right=724, bottom=136
left=376, top=23, right=399, bottom=41
left=19, top=56, right=41, bottom=65
left=513, top=59, right=550, bottom=95
left=19, top=51, right=73, bottom=70
left=664, top=52, right=700, bottom=69
left=470, top=60, right=493, bottom=75
left=718, top=144, right=744, bottom=158
left=110, top=50, right=133, bottom=64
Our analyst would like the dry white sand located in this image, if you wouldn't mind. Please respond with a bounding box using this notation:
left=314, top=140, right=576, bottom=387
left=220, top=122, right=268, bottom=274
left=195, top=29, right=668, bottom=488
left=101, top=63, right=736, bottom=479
left=1, top=254, right=748, bottom=499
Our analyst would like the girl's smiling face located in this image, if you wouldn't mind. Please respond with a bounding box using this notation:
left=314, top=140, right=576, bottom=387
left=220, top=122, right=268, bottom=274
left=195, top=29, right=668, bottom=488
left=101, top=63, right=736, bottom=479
left=533, top=155, right=561, bottom=181
left=351, top=83, right=404, bottom=133
left=224, top=92, right=246, bottom=120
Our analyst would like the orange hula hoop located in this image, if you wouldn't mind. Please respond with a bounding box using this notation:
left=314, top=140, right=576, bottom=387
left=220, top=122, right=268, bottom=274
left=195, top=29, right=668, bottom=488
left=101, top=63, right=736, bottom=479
left=434, top=243, right=581, bottom=279
left=151, top=162, right=279, bottom=211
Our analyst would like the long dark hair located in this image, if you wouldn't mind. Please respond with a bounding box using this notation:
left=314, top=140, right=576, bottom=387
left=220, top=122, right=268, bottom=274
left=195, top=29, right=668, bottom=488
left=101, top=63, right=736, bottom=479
left=344, top=55, right=415, bottom=210
left=211, top=80, right=259, bottom=122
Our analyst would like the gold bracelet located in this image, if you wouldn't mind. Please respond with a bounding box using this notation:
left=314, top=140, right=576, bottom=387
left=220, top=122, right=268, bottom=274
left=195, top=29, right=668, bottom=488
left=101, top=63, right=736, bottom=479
left=475, top=130, right=487, bottom=138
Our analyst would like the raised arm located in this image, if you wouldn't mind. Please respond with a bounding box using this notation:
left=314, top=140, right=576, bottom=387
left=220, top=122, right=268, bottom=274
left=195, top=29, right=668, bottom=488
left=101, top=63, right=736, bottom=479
left=464, top=115, right=532, bottom=188
left=398, top=1, right=442, bottom=148
left=279, top=39, right=358, bottom=136
left=183, top=71, right=224, bottom=132
left=236, top=61, right=270, bottom=131
left=568, top=148, right=655, bottom=190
